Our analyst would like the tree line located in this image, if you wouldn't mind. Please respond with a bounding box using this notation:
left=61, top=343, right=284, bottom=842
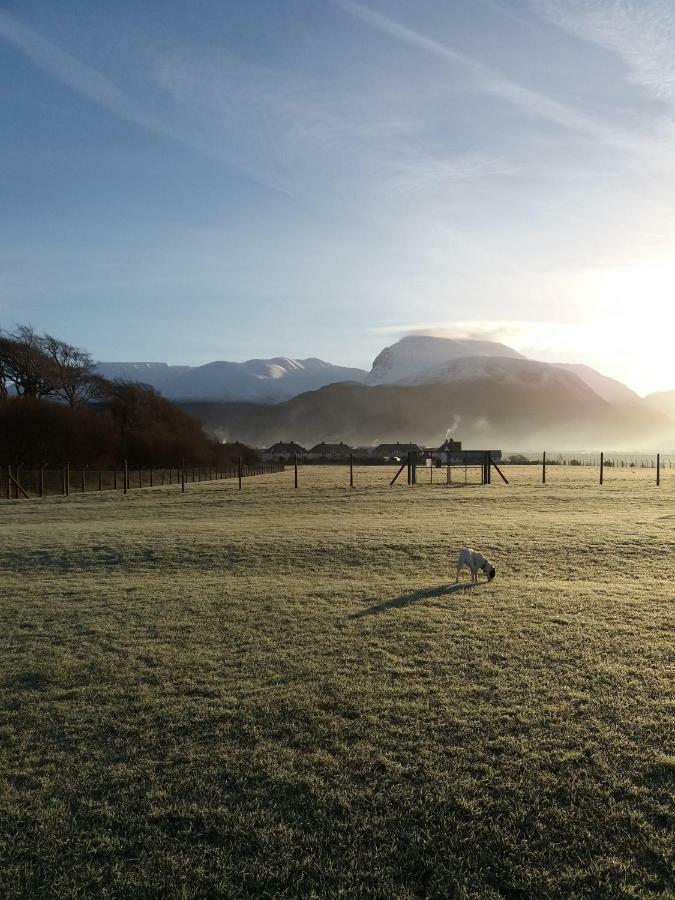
left=0, top=326, right=257, bottom=468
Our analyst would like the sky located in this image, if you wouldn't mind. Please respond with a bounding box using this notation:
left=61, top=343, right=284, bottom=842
left=1, top=0, right=675, bottom=395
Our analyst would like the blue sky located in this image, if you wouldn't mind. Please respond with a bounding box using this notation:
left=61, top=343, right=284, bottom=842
left=2, top=0, right=675, bottom=394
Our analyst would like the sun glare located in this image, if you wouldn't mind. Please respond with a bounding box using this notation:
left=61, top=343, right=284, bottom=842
left=576, top=260, right=675, bottom=395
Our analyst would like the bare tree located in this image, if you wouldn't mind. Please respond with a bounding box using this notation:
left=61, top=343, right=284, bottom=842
left=0, top=326, right=58, bottom=399
left=40, top=333, right=103, bottom=408
left=0, top=349, right=7, bottom=398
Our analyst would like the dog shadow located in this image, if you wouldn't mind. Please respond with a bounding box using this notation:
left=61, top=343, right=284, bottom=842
left=349, top=581, right=478, bottom=619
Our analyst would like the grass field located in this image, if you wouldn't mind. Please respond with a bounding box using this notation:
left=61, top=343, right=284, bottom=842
left=1, top=465, right=673, bottom=898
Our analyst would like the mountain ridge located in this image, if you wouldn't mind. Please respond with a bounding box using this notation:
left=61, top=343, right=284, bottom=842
left=97, top=336, right=662, bottom=406
left=96, top=336, right=674, bottom=450
left=96, top=357, right=368, bottom=403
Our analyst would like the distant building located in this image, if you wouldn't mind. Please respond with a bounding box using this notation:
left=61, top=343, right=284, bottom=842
left=220, top=440, right=256, bottom=462
left=220, top=440, right=251, bottom=453
left=371, top=442, right=423, bottom=461
left=430, top=439, right=501, bottom=465
left=430, top=439, right=462, bottom=464
left=262, top=441, right=307, bottom=462
left=307, top=442, right=352, bottom=460
left=461, top=449, right=502, bottom=463
left=351, top=446, right=375, bottom=459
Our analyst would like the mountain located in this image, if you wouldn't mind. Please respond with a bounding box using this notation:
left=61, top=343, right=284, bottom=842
left=368, top=335, right=524, bottom=385
left=96, top=357, right=368, bottom=402
left=95, top=362, right=192, bottom=394
left=98, top=336, right=672, bottom=447
left=367, top=338, right=643, bottom=406
left=394, top=356, right=590, bottom=391
left=644, top=390, right=675, bottom=418
left=553, top=363, right=640, bottom=405
left=182, top=365, right=671, bottom=450
left=97, top=336, right=668, bottom=450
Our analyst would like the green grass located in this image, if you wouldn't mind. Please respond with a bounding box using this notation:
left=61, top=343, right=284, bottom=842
left=0, top=466, right=673, bottom=898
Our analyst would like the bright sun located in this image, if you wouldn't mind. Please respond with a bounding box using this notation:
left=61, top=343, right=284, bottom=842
left=581, top=261, right=675, bottom=395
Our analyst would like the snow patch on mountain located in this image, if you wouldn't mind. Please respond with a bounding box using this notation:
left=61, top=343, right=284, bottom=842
left=95, top=357, right=368, bottom=402
left=368, top=335, right=524, bottom=385
left=395, top=356, right=603, bottom=400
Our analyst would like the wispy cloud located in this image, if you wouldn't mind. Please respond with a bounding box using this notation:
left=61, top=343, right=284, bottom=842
left=334, top=0, right=632, bottom=147
left=0, top=9, right=293, bottom=194
left=143, top=34, right=528, bottom=205
left=371, top=319, right=592, bottom=353
left=0, top=10, right=156, bottom=130
left=531, top=1, right=675, bottom=103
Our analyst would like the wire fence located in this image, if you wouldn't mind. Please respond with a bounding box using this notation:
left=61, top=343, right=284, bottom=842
left=2, top=450, right=672, bottom=500
left=1, top=462, right=285, bottom=500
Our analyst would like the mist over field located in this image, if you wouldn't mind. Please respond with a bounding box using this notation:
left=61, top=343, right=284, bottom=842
left=182, top=385, right=675, bottom=453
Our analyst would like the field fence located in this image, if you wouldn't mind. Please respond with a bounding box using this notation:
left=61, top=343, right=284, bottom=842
left=414, top=464, right=485, bottom=485
left=2, top=452, right=672, bottom=500
left=1, top=462, right=284, bottom=500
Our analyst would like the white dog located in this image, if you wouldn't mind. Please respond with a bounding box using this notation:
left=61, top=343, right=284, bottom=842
left=455, top=547, right=496, bottom=584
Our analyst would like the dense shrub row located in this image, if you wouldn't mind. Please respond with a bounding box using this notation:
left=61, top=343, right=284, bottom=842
left=0, top=326, right=257, bottom=467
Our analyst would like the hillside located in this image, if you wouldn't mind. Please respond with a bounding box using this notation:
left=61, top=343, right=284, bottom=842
left=182, top=367, right=671, bottom=449
left=644, top=389, right=675, bottom=419
left=553, top=363, right=641, bottom=405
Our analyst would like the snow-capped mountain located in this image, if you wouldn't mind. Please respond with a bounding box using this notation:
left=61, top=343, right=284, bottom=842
left=94, top=363, right=192, bottom=394
left=395, top=356, right=603, bottom=403
left=366, top=337, right=651, bottom=410
left=367, top=335, right=524, bottom=385
left=96, top=357, right=367, bottom=402
left=96, top=336, right=661, bottom=413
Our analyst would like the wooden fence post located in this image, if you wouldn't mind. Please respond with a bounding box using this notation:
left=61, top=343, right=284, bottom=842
left=7, top=466, right=11, bottom=500
left=294, top=454, right=298, bottom=489
left=98, top=471, right=102, bottom=491
left=489, top=455, right=509, bottom=485
left=81, top=466, right=87, bottom=494
left=600, top=452, right=604, bottom=485
left=542, top=451, right=546, bottom=484
left=124, top=460, right=128, bottom=495
left=238, top=456, right=242, bottom=490
left=390, top=460, right=407, bottom=486
left=657, top=453, right=660, bottom=486
left=65, top=462, right=70, bottom=497
left=349, top=453, right=354, bottom=488
left=181, top=459, right=185, bottom=493
left=40, top=465, right=45, bottom=498
left=7, top=467, right=30, bottom=500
